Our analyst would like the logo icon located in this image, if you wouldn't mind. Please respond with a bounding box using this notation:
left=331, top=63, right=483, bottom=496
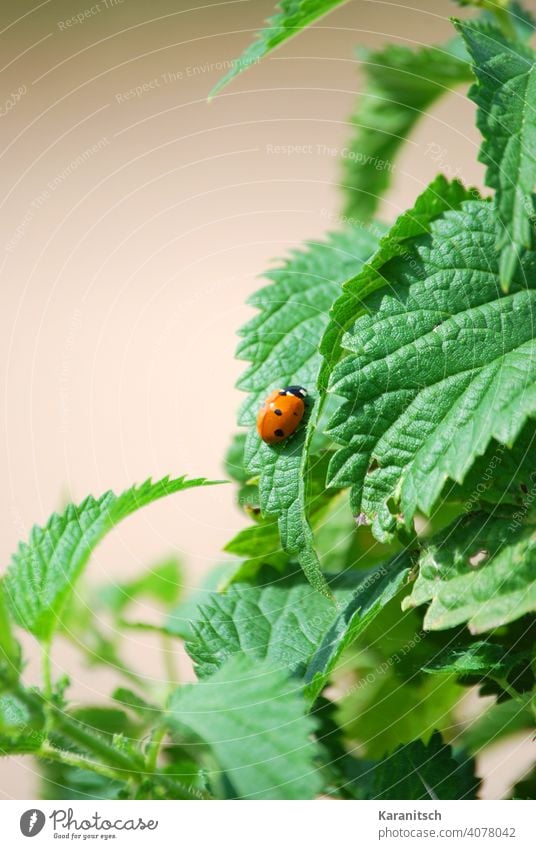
left=20, top=810, right=46, bottom=837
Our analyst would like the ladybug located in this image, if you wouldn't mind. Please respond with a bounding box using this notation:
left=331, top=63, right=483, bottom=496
left=256, top=385, right=308, bottom=445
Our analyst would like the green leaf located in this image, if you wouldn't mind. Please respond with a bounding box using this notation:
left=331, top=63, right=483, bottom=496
left=41, top=760, right=123, bottom=801
left=338, top=673, right=463, bottom=759
left=423, top=641, right=531, bottom=677
left=224, top=433, right=259, bottom=513
left=98, top=556, right=183, bottom=615
left=69, top=706, right=135, bottom=737
left=223, top=450, right=345, bottom=583
left=456, top=19, right=536, bottom=289
left=305, top=553, right=412, bottom=700
left=513, top=766, right=536, bottom=800
left=238, top=229, right=380, bottom=593
left=0, top=732, right=43, bottom=756
left=224, top=517, right=288, bottom=572
left=112, top=688, right=158, bottom=720
left=0, top=580, right=21, bottom=688
left=166, top=562, right=237, bottom=640
left=186, top=569, right=356, bottom=679
left=353, top=732, right=479, bottom=799
left=0, top=692, right=45, bottom=755
left=343, top=40, right=472, bottom=220
left=210, top=0, right=349, bottom=97
left=326, top=196, right=536, bottom=541
left=167, top=655, right=321, bottom=799
left=320, top=176, right=474, bottom=387
left=451, top=420, right=536, bottom=510
left=509, top=0, right=536, bottom=41
left=40, top=705, right=135, bottom=800
left=4, top=476, right=221, bottom=641
left=452, top=2, right=535, bottom=41
left=463, top=691, right=535, bottom=753
left=403, top=512, right=536, bottom=633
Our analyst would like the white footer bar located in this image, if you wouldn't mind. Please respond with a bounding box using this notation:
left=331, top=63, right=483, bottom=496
left=2, top=799, right=534, bottom=848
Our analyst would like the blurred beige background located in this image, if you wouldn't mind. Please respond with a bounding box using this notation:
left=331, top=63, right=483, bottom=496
left=0, top=0, right=530, bottom=798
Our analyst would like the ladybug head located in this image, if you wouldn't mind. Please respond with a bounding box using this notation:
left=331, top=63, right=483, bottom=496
left=283, top=385, right=308, bottom=400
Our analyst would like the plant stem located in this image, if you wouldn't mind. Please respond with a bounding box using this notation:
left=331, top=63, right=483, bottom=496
left=493, top=677, right=528, bottom=708
left=39, top=742, right=127, bottom=784
left=50, top=706, right=144, bottom=775
left=14, top=681, right=147, bottom=786
left=40, top=640, right=55, bottom=734
left=161, top=634, right=179, bottom=687
left=146, top=725, right=167, bottom=772
left=41, top=640, right=53, bottom=702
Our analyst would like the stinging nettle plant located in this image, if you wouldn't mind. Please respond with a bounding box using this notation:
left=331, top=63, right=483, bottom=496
left=1, top=0, right=536, bottom=801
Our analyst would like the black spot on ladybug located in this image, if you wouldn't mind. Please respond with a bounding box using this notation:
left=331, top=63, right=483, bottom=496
left=279, top=390, right=286, bottom=396
left=274, top=409, right=283, bottom=416
left=274, top=428, right=284, bottom=437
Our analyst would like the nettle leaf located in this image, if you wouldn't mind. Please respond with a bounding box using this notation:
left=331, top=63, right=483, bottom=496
left=513, top=766, right=536, bottom=800
left=238, top=229, right=380, bottom=593
left=223, top=450, right=342, bottom=584
left=423, top=641, right=532, bottom=678
left=403, top=511, right=536, bottom=633
left=224, top=433, right=259, bottom=512
left=463, top=691, right=535, bottom=753
left=338, top=672, right=462, bottom=759
left=327, top=196, right=536, bottom=541
left=4, top=476, right=221, bottom=642
left=320, top=176, right=474, bottom=387
left=0, top=692, right=44, bottom=756
left=224, top=519, right=287, bottom=573
left=510, top=0, right=536, bottom=41
left=98, top=556, right=183, bottom=615
left=41, top=705, right=136, bottom=800
left=453, top=2, right=536, bottom=40
left=186, top=569, right=359, bottom=679
left=41, top=761, right=123, bottom=801
left=456, top=20, right=536, bottom=288
left=354, top=732, right=479, bottom=800
left=112, top=688, right=158, bottom=721
left=0, top=732, right=43, bottom=756
left=166, top=562, right=237, bottom=641
left=305, top=553, right=412, bottom=700
left=69, top=706, right=136, bottom=737
left=343, top=40, right=472, bottom=220
left=167, top=655, right=321, bottom=799
left=0, top=581, right=21, bottom=688
left=210, top=0, right=349, bottom=97
left=451, top=420, right=536, bottom=510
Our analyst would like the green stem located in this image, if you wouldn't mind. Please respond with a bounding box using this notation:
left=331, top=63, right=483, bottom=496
left=41, top=640, right=53, bottom=701
left=39, top=741, right=210, bottom=800
left=161, top=634, right=178, bottom=687
left=146, top=725, right=167, bottom=772
left=50, top=706, right=144, bottom=776
left=39, top=742, right=128, bottom=784
left=494, top=677, right=527, bottom=708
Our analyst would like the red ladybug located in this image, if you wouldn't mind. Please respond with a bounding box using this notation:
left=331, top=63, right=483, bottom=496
left=256, top=386, right=308, bottom=445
